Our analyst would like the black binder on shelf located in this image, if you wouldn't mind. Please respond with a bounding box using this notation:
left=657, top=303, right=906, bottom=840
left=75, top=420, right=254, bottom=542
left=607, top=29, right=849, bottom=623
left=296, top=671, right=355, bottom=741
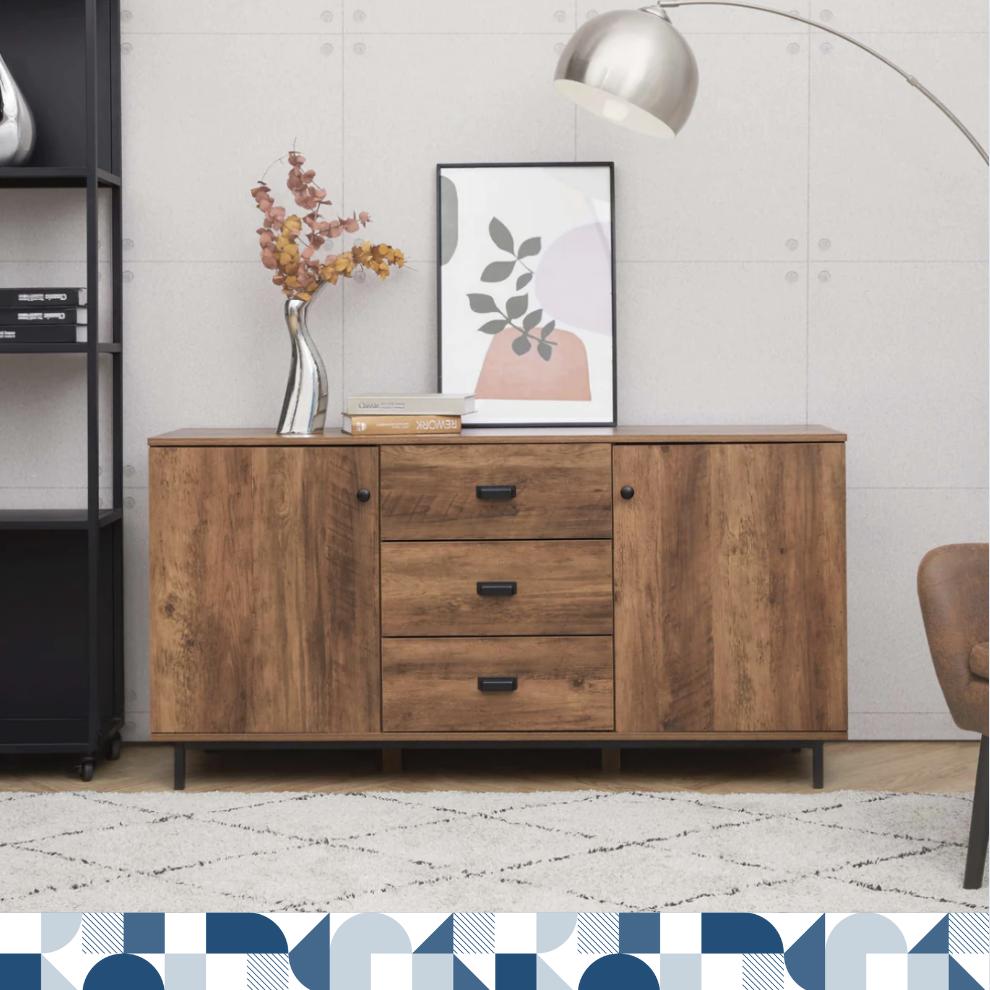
left=0, top=287, right=87, bottom=307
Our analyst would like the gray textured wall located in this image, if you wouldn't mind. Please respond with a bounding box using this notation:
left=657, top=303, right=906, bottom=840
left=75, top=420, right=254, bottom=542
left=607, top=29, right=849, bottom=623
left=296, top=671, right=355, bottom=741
left=0, top=0, right=986, bottom=740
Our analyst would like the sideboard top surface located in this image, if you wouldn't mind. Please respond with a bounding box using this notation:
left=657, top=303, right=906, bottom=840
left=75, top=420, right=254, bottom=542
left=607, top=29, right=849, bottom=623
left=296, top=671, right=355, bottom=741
left=150, top=425, right=846, bottom=446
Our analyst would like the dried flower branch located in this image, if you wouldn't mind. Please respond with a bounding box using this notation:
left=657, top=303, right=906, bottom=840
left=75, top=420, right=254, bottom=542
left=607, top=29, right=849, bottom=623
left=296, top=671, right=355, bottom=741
left=252, top=150, right=404, bottom=301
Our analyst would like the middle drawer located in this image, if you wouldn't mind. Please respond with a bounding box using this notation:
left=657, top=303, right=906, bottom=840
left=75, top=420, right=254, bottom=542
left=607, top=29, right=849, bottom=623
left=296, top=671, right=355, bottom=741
left=381, top=540, right=613, bottom=636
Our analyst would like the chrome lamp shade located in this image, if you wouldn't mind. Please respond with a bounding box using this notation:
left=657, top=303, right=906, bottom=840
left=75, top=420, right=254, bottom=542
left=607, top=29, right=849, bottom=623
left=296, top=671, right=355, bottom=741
left=554, top=6, right=698, bottom=137
left=553, top=1, right=988, bottom=163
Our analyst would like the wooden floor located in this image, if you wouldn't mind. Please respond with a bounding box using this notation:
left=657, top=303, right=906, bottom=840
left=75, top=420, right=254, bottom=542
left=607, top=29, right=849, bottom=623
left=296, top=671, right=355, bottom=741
left=0, top=741, right=979, bottom=794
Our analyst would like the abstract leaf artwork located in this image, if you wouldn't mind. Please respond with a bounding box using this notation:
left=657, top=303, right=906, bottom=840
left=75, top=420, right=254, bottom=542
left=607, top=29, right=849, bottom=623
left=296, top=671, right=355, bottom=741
left=469, top=218, right=556, bottom=363
left=438, top=164, right=616, bottom=427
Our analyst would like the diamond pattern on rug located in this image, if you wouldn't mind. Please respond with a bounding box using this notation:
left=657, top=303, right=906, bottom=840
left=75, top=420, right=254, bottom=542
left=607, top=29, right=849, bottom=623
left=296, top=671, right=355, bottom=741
left=0, top=790, right=982, bottom=912
left=203, top=791, right=451, bottom=844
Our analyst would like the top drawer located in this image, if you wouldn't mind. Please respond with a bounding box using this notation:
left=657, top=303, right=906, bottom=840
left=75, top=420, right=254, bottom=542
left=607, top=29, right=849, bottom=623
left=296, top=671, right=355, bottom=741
left=380, top=443, right=612, bottom=540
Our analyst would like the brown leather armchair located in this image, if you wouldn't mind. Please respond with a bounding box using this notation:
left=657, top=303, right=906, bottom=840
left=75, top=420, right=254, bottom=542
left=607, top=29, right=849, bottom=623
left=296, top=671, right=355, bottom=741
left=918, top=543, right=988, bottom=889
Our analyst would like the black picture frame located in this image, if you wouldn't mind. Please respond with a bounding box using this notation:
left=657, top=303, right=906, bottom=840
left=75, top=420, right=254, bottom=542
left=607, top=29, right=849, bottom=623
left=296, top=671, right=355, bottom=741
left=436, top=162, right=617, bottom=428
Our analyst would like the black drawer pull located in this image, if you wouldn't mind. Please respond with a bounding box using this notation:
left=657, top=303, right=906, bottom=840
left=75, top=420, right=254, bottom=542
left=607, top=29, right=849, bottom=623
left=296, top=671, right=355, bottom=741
left=476, top=484, right=516, bottom=501
left=476, top=581, right=517, bottom=597
left=478, top=676, right=518, bottom=693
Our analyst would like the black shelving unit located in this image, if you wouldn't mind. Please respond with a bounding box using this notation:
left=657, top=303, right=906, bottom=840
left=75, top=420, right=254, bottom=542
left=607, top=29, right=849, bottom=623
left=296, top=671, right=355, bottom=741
left=0, top=0, right=124, bottom=780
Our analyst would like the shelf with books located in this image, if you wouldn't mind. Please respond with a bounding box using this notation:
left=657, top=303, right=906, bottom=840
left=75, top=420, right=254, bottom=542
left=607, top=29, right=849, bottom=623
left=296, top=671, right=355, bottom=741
left=0, top=0, right=125, bottom=779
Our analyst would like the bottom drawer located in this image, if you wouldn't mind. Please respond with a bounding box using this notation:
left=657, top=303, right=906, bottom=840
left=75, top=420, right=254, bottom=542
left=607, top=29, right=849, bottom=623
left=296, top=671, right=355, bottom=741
left=382, top=636, right=614, bottom=732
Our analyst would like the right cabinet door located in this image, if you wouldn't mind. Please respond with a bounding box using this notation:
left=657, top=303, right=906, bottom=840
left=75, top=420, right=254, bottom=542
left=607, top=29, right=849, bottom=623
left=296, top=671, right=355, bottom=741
left=613, top=442, right=847, bottom=733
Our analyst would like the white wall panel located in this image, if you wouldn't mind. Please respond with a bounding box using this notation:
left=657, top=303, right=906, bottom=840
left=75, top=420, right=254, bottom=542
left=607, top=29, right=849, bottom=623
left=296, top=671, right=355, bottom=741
left=122, top=35, right=344, bottom=262
left=577, top=33, right=810, bottom=261
left=809, top=33, right=988, bottom=261
left=808, top=262, right=988, bottom=489
left=345, top=0, right=573, bottom=34
left=341, top=33, right=576, bottom=261
left=0, top=189, right=112, bottom=262
left=576, top=1, right=813, bottom=33
left=847, top=488, right=988, bottom=737
left=811, top=2, right=987, bottom=35
left=848, top=712, right=969, bottom=741
left=121, top=262, right=344, bottom=486
left=122, top=0, right=341, bottom=35
left=340, top=263, right=437, bottom=419
left=616, top=262, right=807, bottom=423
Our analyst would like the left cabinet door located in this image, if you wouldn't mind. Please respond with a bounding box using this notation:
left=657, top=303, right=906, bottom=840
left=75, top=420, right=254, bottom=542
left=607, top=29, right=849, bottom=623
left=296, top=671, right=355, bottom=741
left=150, top=446, right=380, bottom=735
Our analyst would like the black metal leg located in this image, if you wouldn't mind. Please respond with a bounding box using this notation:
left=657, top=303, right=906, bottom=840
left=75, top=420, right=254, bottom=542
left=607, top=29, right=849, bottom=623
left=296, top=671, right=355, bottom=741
left=964, top=735, right=988, bottom=889
left=812, top=742, right=824, bottom=789
left=174, top=743, right=186, bottom=790
left=601, top=748, right=621, bottom=773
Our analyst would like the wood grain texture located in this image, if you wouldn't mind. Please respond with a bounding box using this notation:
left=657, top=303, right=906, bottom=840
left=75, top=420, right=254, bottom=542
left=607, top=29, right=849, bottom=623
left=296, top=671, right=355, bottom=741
left=380, top=443, right=612, bottom=540
left=150, top=425, right=847, bottom=446
left=150, top=446, right=381, bottom=734
left=382, top=637, right=614, bottom=731
left=151, top=730, right=846, bottom=742
left=614, top=442, right=847, bottom=733
left=381, top=540, right=613, bottom=636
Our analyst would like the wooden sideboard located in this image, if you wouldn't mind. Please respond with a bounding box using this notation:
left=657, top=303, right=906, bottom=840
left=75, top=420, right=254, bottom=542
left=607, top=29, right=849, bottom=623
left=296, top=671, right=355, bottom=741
left=149, top=426, right=847, bottom=788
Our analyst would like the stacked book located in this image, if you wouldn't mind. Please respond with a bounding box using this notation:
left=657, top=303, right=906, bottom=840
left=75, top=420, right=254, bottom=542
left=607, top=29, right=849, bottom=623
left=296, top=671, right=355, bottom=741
left=342, top=393, right=476, bottom=435
left=0, top=287, right=88, bottom=344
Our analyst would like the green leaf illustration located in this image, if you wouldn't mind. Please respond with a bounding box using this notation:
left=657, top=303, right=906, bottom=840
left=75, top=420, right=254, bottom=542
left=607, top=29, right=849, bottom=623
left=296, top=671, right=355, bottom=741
left=480, top=260, right=516, bottom=283
left=512, top=334, right=532, bottom=356
left=477, top=319, right=507, bottom=335
left=537, top=342, right=553, bottom=362
left=506, top=294, right=528, bottom=320
left=489, top=217, right=514, bottom=254
left=516, top=272, right=533, bottom=290
left=523, top=309, right=543, bottom=332
left=467, top=293, right=499, bottom=314
left=517, top=236, right=542, bottom=259
left=540, top=319, right=556, bottom=340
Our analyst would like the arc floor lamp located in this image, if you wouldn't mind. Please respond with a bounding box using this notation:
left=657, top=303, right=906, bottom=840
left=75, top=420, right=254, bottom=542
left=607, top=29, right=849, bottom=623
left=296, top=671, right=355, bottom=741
left=555, top=1, right=988, bottom=889
left=554, top=1, right=989, bottom=164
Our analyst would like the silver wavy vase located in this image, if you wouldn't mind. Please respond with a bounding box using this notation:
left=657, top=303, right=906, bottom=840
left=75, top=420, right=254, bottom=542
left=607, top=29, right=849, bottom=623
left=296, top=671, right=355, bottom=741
left=0, top=52, right=36, bottom=166
left=277, top=295, right=328, bottom=435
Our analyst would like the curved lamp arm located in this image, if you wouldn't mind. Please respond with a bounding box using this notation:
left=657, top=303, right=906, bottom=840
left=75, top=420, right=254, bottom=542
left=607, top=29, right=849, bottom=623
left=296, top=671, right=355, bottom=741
left=654, top=1, right=989, bottom=164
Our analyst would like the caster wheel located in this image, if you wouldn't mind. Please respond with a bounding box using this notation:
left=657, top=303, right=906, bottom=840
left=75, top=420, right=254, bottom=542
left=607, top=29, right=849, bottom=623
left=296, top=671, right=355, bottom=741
left=79, top=759, right=95, bottom=783
left=105, top=733, right=122, bottom=761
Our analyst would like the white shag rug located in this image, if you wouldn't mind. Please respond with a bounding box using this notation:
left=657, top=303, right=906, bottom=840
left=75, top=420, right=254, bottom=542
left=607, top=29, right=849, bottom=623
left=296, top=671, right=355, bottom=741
left=1, top=789, right=984, bottom=912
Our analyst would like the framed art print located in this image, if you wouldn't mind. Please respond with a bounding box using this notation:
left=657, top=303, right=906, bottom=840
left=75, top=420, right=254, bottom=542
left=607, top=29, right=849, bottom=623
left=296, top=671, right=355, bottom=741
left=437, top=162, right=616, bottom=427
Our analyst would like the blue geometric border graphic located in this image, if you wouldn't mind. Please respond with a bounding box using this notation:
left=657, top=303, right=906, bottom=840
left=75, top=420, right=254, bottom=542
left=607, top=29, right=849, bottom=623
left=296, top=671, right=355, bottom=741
left=0, top=912, right=986, bottom=988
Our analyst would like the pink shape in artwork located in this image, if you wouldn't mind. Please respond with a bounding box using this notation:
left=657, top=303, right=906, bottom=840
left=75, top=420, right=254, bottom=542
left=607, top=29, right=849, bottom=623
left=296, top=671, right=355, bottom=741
left=475, top=327, right=591, bottom=401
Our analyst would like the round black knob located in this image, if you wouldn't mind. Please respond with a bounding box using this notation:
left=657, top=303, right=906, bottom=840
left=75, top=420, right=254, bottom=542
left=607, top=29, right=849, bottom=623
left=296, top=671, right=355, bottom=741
left=620, top=485, right=635, bottom=500
left=356, top=488, right=371, bottom=503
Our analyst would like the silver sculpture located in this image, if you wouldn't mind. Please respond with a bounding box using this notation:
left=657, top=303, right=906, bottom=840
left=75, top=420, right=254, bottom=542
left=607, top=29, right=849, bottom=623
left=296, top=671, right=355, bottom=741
left=0, top=51, right=35, bottom=166
left=277, top=296, right=328, bottom=435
